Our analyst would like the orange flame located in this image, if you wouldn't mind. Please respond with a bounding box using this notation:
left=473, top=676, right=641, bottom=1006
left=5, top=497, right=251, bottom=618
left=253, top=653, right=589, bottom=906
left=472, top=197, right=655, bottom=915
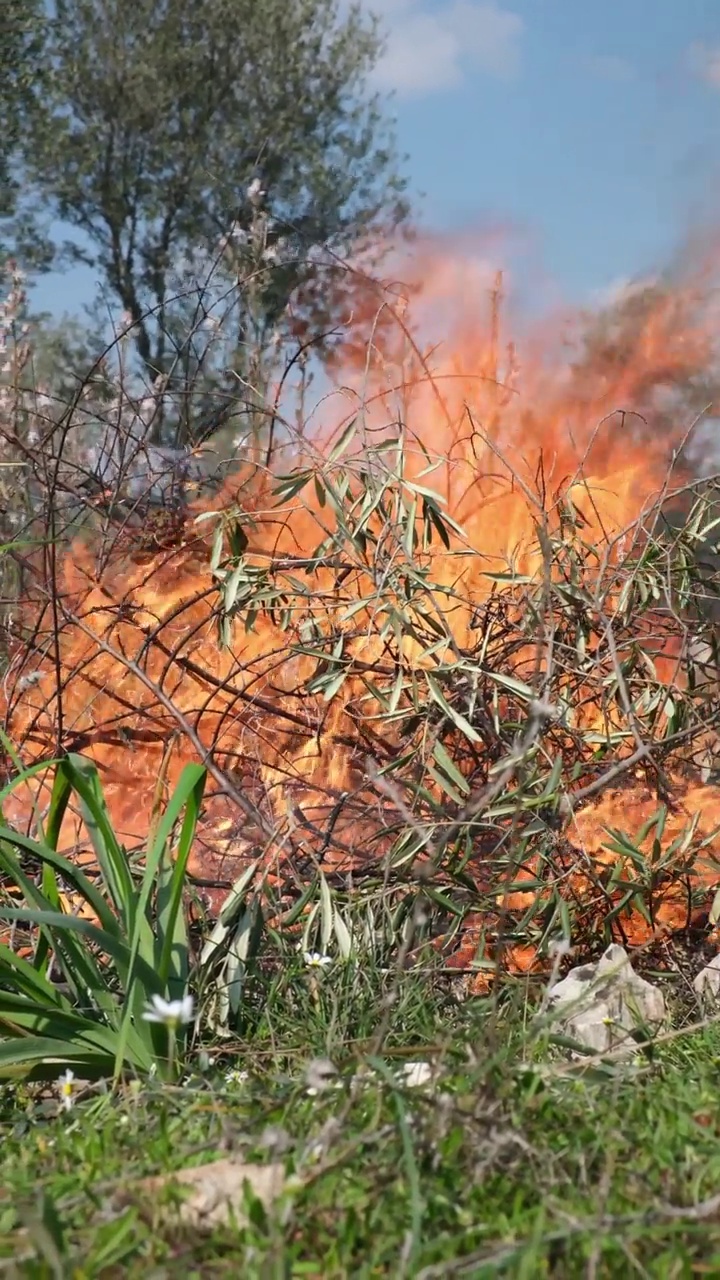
left=3, top=245, right=720, bottom=963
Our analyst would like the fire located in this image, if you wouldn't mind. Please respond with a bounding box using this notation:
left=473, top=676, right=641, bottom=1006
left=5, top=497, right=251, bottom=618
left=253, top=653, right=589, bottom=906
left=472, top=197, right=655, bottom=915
left=3, top=245, right=720, bottom=968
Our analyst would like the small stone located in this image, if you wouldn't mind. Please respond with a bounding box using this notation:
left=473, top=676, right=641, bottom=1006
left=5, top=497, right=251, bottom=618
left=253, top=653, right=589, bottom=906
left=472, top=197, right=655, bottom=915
left=547, top=944, right=666, bottom=1057
left=398, top=1061, right=434, bottom=1089
left=114, top=1158, right=286, bottom=1231
left=693, top=953, right=720, bottom=1004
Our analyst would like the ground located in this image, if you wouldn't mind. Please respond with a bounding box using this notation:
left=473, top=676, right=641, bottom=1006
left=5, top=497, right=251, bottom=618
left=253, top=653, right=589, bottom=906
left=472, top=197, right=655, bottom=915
left=2, top=962, right=720, bottom=1278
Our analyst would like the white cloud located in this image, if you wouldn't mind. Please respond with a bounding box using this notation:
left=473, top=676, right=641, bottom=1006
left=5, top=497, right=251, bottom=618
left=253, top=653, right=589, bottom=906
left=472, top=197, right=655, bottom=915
left=686, top=41, right=720, bottom=89
left=370, top=1, right=524, bottom=99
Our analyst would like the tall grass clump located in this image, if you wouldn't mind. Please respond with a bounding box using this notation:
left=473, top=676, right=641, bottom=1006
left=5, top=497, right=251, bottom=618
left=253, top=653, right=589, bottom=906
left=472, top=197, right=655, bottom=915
left=0, top=753, right=208, bottom=1082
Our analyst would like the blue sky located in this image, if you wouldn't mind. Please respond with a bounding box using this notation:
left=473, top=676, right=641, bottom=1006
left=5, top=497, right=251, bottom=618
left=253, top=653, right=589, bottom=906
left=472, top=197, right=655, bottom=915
left=32, top=0, right=720, bottom=318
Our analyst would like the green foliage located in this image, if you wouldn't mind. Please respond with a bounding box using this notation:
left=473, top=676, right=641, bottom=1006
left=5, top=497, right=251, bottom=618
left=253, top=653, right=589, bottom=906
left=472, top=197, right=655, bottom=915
left=0, top=754, right=207, bottom=1083
left=0, top=0, right=44, bottom=219
left=19, top=0, right=409, bottom=411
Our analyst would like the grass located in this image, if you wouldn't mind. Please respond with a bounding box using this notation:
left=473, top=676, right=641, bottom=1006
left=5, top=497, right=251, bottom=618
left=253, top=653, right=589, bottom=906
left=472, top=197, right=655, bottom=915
left=3, top=956, right=720, bottom=1277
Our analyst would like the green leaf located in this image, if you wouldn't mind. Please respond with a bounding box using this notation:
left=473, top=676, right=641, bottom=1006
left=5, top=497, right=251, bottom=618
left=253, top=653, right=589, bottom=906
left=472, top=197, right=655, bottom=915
left=319, top=669, right=349, bottom=701
left=333, top=910, right=353, bottom=960
left=58, top=756, right=136, bottom=928
left=431, top=741, right=470, bottom=795
left=403, top=495, right=417, bottom=559
left=273, top=471, right=313, bottom=501
left=314, top=473, right=326, bottom=508
left=0, top=909, right=158, bottom=996
left=0, top=828, right=121, bottom=939
left=0, top=838, right=112, bottom=1005
left=0, top=736, right=62, bottom=842
left=424, top=674, right=481, bottom=743
left=0, top=994, right=127, bottom=1055
left=224, top=564, right=246, bottom=613
left=0, top=1036, right=123, bottom=1081
left=327, top=419, right=357, bottom=464
left=423, top=499, right=451, bottom=549
left=484, top=671, right=535, bottom=700
left=210, top=521, right=225, bottom=572
left=425, top=763, right=466, bottom=805
left=0, top=944, right=70, bottom=1006
left=228, top=521, right=248, bottom=557
left=150, top=764, right=206, bottom=991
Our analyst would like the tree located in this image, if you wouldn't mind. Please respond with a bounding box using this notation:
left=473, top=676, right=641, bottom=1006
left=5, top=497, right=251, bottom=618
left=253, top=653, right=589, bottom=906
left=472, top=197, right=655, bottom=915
left=1, top=0, right=46, bottom=253
left=19, top=0, right=409, bottom=442
left=1, top=0, right=43, bottom=206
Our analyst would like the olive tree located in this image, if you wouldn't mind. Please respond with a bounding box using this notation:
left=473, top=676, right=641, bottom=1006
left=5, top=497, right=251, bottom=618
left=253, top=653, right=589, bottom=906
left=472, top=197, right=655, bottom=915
left=19, top=0, right=409, bottom=444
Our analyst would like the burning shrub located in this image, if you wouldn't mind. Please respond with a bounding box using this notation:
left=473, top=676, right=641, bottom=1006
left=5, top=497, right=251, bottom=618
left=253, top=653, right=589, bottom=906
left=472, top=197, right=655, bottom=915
left=3, top=253, right=720, bottom=986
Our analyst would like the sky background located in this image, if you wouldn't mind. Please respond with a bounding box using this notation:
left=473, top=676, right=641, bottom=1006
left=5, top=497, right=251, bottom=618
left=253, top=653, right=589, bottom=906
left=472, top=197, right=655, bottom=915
left=31, top=0, right=720, bottom=320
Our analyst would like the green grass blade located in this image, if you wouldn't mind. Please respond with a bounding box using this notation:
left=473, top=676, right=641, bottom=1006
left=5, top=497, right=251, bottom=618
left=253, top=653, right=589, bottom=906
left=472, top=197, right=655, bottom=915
left=44, top=757, right=75, bottom=851
left=112, top=764, right=205, bottom=1078
left=58, top=756, right=137, bottom=927
left=0, top=827, right=122, bottom=939
left=151, top=765, right=206, bottom=991
left=0, top=838, right=111, bottom=1002
left=0, top=1036, right=121, bottom=1080
left=0, top=997, right=152, bottom=1066
left=0, top=752, right=62, bottom=826
left=0, top=945, right=73, bottom=1006
left=0, top=752, right=65, bottom=979
left=0, top=833, right=123, bottom=1010
left=0, top=908, right=160, bottom=997
left=0, top=994, right=117, bottom=1043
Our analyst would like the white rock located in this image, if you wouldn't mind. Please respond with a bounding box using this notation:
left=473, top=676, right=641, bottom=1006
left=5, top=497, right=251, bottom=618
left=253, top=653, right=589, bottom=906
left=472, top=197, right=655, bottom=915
left=693, top=953, right=720, bottom=1003
left=547, top=944, right=666, bottom=1057
left=398, top=1061, right=434, bottom=1089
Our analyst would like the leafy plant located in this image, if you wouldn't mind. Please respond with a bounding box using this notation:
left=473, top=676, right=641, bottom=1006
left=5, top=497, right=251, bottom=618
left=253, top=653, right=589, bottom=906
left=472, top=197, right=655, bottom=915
left=0, top=753, right=206, bottom=1082
left=0, top=0, right=45, bottom=223
left=196, top=418, right=720, bottom=961
left=18, top=0, right=410, bottom=418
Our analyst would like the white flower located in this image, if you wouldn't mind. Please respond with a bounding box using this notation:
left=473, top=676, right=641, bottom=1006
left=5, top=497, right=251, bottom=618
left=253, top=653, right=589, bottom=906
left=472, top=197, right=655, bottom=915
left=246, top=177, right=264, bottom=205
left=303, top=952, right=332, bottom=970
left=142, top=993, right=194, bottom=1028
left=305, top=1057, right=339, bottom=1096
left=548, top=938, right=572, bottom=960
left=58, top=1069, right=76, bottom=1112
left=398, top=1061, right=434, bottom=1089
left=225, top=1068, right=249, bottom=1086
